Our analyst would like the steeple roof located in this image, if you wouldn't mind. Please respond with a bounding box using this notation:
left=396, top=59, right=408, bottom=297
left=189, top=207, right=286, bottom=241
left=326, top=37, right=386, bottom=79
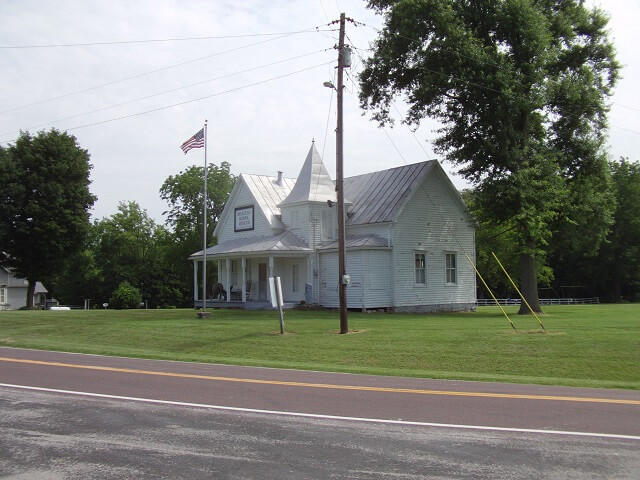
left=279, top=143, right=337, bottom=206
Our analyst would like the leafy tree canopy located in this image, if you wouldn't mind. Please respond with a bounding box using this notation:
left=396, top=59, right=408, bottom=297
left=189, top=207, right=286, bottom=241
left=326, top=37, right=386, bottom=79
left=360, top=0, right=619, bottom=312
left=160, top=161, right=235, bottom=242
left=92, top=201, right=183, bottom=307
left=549, top=158, right=640, bottom=302
left=0, top=129, right=95, bottom=307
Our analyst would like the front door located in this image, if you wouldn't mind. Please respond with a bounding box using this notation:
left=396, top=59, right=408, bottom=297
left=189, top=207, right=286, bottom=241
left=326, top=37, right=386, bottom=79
left=258, top=263, right=267, bottom=301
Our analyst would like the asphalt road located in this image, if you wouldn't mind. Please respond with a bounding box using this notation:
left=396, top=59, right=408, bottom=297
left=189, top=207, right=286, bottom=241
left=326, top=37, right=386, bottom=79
left=1, top=347, right=639, bottom=479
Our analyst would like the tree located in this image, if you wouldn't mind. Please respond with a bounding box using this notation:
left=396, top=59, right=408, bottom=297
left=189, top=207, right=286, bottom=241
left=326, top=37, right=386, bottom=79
left=603, top=159, right=640, bottom=301
left=549, top=158, right=640, bottom=302
left=160, top=162, right=235, bottom=242
left=159, top=162, right=235, bottom=296
left=0, top=130, right=96, bottom=308
left=93, top=201, right=183, bottom=308
left=47, top=248, right=102, bottom=306
left=109, top=281, right=142, bottom=310
left=359, top=0, right=619, bottom=313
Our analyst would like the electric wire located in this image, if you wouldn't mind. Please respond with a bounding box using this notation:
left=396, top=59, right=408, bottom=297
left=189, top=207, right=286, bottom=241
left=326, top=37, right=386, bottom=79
left=14, top=61, right=334, bottom=136
left=318, top=0, right=331, bottom=23
left=0, top=27, right=326, bottom=115
left=321, top=70, right=337, bottom=160
left=0, top=48, right=332, bottom=138
left=0, top=29, right=336, bottom=49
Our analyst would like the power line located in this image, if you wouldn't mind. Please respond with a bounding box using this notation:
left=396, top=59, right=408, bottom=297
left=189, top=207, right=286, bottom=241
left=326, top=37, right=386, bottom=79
left=0, top=29, right=337, bottom=49
left=321, top=69, right=337, bottom=160
left=0, top=61, right=334, bottom=141
left=611, top=124, right=640, bottom=135
left=613, top=102, right=640, bottom=113
left=0, top=48, right=332, bottom=138
left=0, top=27, right=325, bottom=115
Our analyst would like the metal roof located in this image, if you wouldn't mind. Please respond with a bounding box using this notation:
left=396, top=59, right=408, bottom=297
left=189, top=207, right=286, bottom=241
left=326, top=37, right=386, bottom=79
left=240, top=173, right=296, bottom=229
left=279, top=143, right=337, bottom=206
left=316, top=234, right=390, bottom=251
left=343, top=161, right=437, bottom=225
left=190, top=231, right=312, bottom=259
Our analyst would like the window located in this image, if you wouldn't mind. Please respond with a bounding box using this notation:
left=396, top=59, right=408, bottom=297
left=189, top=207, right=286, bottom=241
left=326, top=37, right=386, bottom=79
left=292, top=264, right=300, bottom=293
left=415, top=253, right=426, bottom=284
left=230, top=259, right=239, bottom=286
left=322, top=210, right=333, bottom=240
left=445, top=253, right=457, bottom=284
left=291, top=211, right=300, bottom=230
left=0, top=286, right=6, bottom=304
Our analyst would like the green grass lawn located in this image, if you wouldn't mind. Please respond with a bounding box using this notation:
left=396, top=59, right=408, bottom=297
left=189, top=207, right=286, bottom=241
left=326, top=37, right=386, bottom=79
left=0, top=304, right=638, bottom=389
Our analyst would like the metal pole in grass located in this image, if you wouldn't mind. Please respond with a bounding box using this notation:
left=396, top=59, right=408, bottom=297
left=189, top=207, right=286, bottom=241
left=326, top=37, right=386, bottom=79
left=491, top=252, right=545, bottom=331
left=463, top=251, right=516, bottom=331
left=269, top=276, right=285, bottom=334
left=180, top=122, right=209, bottom=318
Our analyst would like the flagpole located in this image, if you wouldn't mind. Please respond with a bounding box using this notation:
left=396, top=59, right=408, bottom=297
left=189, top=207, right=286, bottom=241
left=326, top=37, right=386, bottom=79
left=202, top=120, right=208, bottom=312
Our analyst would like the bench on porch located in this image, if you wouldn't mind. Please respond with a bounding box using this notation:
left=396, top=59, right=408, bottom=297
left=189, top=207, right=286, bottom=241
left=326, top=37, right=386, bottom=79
left=229, top=281, right=253, bottom=301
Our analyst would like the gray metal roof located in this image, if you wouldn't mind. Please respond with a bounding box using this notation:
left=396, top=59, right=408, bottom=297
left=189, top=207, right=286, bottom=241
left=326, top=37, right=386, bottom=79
left=241, top=173, right=296, bottom=229
left=279, top=143, right=337, bottom=206
left=343, top=161, right=437, bottom=225
left=190, top=231, right=312, bottom=258
left=316, top=234, right=390, bottom=251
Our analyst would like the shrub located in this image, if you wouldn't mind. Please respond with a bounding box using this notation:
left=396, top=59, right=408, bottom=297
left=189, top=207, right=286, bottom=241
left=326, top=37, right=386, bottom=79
left=109, top=281, right=141, bottom=310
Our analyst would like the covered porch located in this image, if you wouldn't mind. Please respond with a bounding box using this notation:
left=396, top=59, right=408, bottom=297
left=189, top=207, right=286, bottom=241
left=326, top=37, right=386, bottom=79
left=189, top=232, right=313, bottom=309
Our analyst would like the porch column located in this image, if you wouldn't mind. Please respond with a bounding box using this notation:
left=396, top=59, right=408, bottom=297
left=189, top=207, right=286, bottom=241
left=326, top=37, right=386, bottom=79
left=225, top=258, right=231, bottom=302
left=268, top=255, right=275, bottom=301
left=241, top=257, right=247, bottom=302
left=193, top=260, right=199, bottom=302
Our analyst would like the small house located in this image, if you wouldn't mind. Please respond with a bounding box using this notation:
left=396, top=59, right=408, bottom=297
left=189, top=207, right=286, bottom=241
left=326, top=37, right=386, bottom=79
left=189, top=143, right=476, bottom=312
left=0, top=267, right=48, bottom=310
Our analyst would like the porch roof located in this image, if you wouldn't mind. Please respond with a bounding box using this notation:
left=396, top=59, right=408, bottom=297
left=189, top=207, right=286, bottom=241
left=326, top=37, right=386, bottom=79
left=189, top=231, right=312, bottom=259
left=316, top=234, right=390, bottom=251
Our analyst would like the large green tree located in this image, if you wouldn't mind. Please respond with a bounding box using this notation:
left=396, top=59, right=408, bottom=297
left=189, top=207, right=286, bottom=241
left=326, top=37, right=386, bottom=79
left=603, top=158, right=640, bottom=301
left=360, top=0, right=619, bottom=313
left=92, top=201, right=185, bottom=308
left=160, top=162, right=235, bottom=243
left=0, top=130, right=95, bottom=307
left=549, top=158, right=640, bottom=302
left=160, top=162, right=235, bottom=295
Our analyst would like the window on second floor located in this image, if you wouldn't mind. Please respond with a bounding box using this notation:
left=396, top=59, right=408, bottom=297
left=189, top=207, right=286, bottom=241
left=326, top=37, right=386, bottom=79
left=445, top=252, right=457, bottom=285
left=415, top=253, right=426, bottom=285
left=292, top=264, right=300, bottom=293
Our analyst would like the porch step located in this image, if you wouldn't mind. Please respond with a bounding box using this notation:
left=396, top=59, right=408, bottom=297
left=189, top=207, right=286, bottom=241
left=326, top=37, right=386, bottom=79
left=193, top=300, right=297, bottom=310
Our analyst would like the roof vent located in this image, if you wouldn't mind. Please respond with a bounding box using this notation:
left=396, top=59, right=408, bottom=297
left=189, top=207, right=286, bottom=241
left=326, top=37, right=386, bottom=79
left=276, top=171, right=284, bottom=187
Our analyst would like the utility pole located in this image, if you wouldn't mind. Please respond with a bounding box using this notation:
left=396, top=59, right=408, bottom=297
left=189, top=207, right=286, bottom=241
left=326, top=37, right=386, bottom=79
left=336, top=13, right=348, bottom=334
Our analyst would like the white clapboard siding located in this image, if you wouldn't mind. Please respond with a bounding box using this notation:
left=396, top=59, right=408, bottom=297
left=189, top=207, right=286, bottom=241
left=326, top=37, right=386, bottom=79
left=217, top=180, right=278, bottom=241
left=362, top=250, right=393, bottom=308
left=391, top=167, right=476, bottom=308
left=320, top=251, right=365, bottom=308
left=276, top=257, right=307, bottom=303
left=319, top=250, right=392, bottom=309
left=319, top=251, right=338, bottom=306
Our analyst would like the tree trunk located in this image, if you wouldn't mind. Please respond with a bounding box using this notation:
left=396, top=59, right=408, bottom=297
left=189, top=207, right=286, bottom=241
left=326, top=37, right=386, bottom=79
left=518, top=250, right=542, bottom=314
left=26, top=279, right=36, bottom=309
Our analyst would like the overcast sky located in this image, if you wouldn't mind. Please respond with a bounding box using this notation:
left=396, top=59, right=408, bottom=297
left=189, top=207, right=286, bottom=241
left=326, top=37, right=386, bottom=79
left=1, top=0, right=638, bottom=224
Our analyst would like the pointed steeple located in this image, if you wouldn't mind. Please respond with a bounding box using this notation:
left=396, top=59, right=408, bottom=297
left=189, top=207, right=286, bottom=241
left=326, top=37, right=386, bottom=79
left=280, top=143, right=337, bottom=206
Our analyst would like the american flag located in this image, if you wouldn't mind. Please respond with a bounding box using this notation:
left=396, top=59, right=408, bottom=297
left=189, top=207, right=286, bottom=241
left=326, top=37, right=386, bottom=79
left=180, top=128, right=205, bottom=154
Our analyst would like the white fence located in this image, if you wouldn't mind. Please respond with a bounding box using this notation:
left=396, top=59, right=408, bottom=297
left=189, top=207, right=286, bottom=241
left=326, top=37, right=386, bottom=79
left=476, top=297, right=600, bottom=306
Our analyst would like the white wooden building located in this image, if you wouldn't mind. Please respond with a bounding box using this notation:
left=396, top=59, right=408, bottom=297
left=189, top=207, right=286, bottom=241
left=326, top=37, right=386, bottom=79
left=189, top=143, right=476, bottom=312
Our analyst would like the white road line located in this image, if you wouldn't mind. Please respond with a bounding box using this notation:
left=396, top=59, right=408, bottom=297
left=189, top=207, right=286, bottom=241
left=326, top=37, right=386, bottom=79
left=2, top=383, right=639, bottom=441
